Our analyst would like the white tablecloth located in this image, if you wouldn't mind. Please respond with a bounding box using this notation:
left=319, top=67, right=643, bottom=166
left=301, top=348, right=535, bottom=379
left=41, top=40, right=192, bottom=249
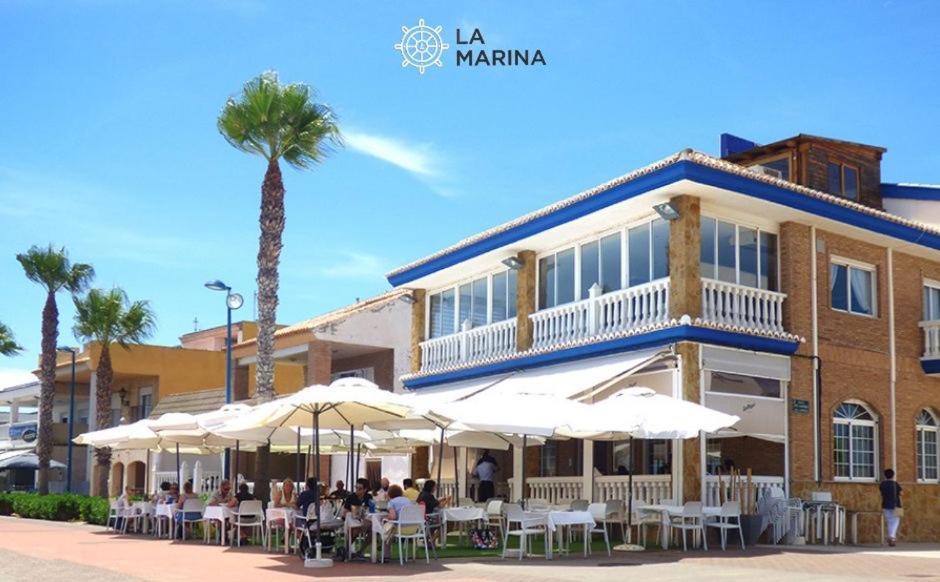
left=545, top=510, right=594, bottom=531
left=441, top=507, right=486, bottom=548
left=203, top=505, right=234, bottom=545
left=266, top=508, right=295, bottom=554
left=154, top=503, right=174, bottom=519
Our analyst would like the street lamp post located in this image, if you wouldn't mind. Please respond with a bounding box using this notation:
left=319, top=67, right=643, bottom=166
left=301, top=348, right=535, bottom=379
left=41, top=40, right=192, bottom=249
left=205, top=280, right=243, bottom=479
left=57, top=346, right=77, bottom=493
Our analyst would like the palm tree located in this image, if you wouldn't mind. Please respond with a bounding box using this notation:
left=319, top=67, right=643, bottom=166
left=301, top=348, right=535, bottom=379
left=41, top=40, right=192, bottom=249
left=17, top=245, right=94, bottom=495
left=218, top=71, right=340, bottom=501
left=73, top=288, right=156, bottom=497
left=0, top=322, right=22, bottom=356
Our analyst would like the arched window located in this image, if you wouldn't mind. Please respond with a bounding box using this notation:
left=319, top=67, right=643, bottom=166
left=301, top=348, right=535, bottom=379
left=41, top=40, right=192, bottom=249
left=833, top=402, right=877, bottom=480
left=916, top=409, right=939, bottom=482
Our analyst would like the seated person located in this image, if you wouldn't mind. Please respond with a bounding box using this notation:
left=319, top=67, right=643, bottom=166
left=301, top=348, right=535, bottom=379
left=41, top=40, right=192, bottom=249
left=235, top=482, right=254, bottom=503
left=117, top=485, right=134, bottom=509
left=402, top=478, right=420, bottom=502
left=372, top=477, right=390, bottom=502
left=329, top=480, right=347, bottom=500
left=153, top=481, right=171, bottom=504
left=417, top=479, right=450, bottom=515
left=273, top=478, right=298, bottom=509
left=166, top=483, right=180, bottom=504
left=174, top=482, right=201, bottom=537
left=380, top=485, right=417, bottom=558
left=208, top=479, right=237, bottom=508
left=297, top=477, right=319, bottom=519
left=342, top=480, right=373, bottom=518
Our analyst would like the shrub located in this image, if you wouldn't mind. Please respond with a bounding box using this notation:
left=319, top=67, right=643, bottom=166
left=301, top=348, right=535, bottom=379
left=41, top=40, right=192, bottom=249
left=0, top=492, right=110, bottom=525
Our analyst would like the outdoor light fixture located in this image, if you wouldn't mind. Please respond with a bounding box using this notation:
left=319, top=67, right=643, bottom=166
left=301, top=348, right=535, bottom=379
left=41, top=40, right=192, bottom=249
left=399, top=293, right=417, bottom=305
left=501, top=256, right=524, bottom=270
left=653, top=202, right=681, bottom=221
left=204, top=279, right=230, bottom=292
left=205, top=278, right=243, bottom=480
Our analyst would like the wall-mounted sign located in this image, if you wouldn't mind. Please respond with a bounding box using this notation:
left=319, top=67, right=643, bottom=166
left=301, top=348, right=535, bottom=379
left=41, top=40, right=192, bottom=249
left=9, top=422, right=38, bottom=443
left=791, top=399, right=810, bottom=415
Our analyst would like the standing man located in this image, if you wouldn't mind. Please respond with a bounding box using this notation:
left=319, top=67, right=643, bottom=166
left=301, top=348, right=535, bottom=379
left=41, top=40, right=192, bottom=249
left=879, top=468, right=903, bottom=546
left=473, top=450, right=498, bottom=502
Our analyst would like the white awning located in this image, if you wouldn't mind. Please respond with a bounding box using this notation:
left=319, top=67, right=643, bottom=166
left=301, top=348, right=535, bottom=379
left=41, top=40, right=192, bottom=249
left=704, top=391, right=786, bottom=442
left=701, top=345, right=791, bottom=381
left=473, top=348, right=668, bottom=401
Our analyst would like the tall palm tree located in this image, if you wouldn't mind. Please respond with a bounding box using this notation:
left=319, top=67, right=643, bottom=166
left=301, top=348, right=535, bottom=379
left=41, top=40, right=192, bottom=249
left=73, top=288, right=156, bottom=497
left=17, top=245, right=94, bottom=495
left=218, top=71, right=340, bottom=501
left=0, top=322, right=22, bottom=356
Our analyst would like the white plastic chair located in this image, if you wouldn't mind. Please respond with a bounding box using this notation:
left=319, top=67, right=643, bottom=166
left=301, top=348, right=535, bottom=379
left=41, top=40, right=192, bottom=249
left=106, top=500, right=120, bottom=531
left=670, top=501, right=708, bottom=551
left=232, top=500, right=265, bottom=547
left=601, top=499, right=627, bottom=542
left=382, top=504, right=430, bottom=565
left=587, top=503, right=612, bottom=556
left=502, top=503, right=546, bottom=560
left=525, top=498, right=550, bottom=511
left=485, top=499, right=505, bottom=541
left=570, top=499, right=589, bottom=511
left=629, top=500, right=664, bottom=546
left=177, top=499, right=205, bottom=541
left=706, top=500, right=745, bottom=550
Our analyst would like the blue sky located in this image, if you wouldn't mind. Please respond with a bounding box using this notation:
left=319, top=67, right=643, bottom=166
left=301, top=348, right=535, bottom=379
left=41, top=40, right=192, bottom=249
left=2, top=0, right=940, bottom=379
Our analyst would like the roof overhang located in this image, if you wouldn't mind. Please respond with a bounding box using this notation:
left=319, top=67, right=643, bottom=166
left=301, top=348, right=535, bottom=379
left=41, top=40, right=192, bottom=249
left=388, top=156, right=940, bottom=289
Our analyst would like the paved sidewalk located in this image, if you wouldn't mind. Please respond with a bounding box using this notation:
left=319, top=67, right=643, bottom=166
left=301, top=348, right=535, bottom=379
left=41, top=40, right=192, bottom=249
left=0, top=517, right=937, bottom=581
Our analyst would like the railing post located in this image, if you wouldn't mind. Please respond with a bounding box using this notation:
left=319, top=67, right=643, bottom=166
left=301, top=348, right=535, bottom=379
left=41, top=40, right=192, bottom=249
left=459, top=319, right=471, bottom=362
left=588, top=283, right=602, bottom=335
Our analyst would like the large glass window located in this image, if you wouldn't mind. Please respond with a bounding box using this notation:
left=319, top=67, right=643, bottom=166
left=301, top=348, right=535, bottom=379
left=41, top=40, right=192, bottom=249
left=827, top=162, right=860, bottom=200
left=700, top=216, right=779, bottom=291
left=830, top=260, right=875, bottom=316
left=540, top=248, right=575, bottom=308
left=580, top=233, right=622, bottom=299
left=628, top=222, right=651, bottom=287
left=491, top=270, right=517, bottom=322
left=924, top=284, right=940, bottom=320
left=917, top=409, right=939, bottom=482
left=706, top=370, right=782, bottom=399
left=539, top=255, right=556, bottom=309
left=428, top=270, right=515, bottom=338
left=833, top=402, right=877, bottom=480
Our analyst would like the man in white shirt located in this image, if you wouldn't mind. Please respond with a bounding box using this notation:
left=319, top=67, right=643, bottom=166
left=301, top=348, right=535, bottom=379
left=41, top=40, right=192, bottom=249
left=473, top=450, right=499, bottom=502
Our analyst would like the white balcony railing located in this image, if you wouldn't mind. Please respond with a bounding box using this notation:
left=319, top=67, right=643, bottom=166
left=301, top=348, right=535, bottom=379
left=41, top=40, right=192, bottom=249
left=420, top=318, right=517, bottom=372
left=507, top=475, right=672, bottom=505
left=703, top=474, right=785, bottom=507
left=531, top=280, right=670, bottom=351
left=701, top=279, right=786, bottom=334
left=921, top=320, right=940, bottom=359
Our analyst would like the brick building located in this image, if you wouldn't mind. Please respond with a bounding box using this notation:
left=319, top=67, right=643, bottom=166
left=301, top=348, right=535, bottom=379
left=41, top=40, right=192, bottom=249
left=388, top=133, right=940, bottom=542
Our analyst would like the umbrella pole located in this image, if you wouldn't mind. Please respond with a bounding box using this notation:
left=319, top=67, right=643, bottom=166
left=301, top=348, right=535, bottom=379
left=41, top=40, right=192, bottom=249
left=436, top=427, right=444, bottom=488
left=234, top=441, right=240, bottom=484
left=349, top=425, right=355, bottom=489
left=521, top=434, right=527, bottom=507
left=313, top=410, right=321, bottom=537
left=355, top=444, right=361, bottom=483
left=175, top=443, right=180, bottom=488
left=627, top=436, right=634, bottom=539
left=295, top=428, right=302, bottom=485
left=145, top=449, right=150, bottom=495
left=453, top=446, right=459, bottom=504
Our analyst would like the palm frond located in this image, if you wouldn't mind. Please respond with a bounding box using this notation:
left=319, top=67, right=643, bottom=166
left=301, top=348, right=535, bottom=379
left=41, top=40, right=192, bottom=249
left=17, top=244, right=95, bottom=294
left=0, top=322, right=22, bottom=356
left=73, top=288, right=156, bottom=350
left=217, top=70, right=342, bottom=168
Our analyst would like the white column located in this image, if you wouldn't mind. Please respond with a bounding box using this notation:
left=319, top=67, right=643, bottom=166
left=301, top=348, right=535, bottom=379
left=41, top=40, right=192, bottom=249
left=9, top=402, right=19, bottom=423
left=457, top=448, right=468, bottom=501
left=582, top=439, right=594, bottom=502
left=512, top=445, right=523, bottom=501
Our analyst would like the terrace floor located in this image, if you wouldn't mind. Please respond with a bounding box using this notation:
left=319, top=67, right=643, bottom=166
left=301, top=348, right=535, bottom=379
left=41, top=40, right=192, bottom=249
left=0, top=516, right=938, bottom=581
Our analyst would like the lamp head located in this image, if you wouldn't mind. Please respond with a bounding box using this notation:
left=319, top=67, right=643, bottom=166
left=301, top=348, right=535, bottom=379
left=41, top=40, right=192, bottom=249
left=653, top=202, right=681, bottom=222
left=501, top=256, right=524, bottom=271
left=205, top=280, right=230, bottom=292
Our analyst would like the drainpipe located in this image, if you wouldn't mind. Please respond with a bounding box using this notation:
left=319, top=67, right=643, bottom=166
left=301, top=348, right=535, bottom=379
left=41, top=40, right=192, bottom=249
left=810, top=226, right=820, bottom=483
left=888, top=248, right=897, bottom=474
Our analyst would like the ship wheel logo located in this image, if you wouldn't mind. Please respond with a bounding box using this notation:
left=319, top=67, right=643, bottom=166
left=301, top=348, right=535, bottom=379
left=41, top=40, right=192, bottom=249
left=395, top=19, right=450, bottom=74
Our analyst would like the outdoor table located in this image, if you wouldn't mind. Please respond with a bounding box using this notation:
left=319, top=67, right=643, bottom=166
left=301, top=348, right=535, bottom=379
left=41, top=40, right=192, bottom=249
left=641, top=504, right=722, bottom=549
left=440, top=506, right=486, bottom=548
left=544, top=510, right=595, bottom=559
left=203, top=505, right=236, bottom=545
left=154, top=503, right=174, bottom=538
left=265, top=507, right=295, bottom=554
left=131, top=502, right=154, bottom=534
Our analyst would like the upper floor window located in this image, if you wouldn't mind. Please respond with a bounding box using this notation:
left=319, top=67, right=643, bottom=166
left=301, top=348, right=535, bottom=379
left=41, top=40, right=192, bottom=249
left=830, top=258, right=875, bottom=316
left=833, top=401, right=877, bottom=481
left=924, top=283, right=940, bottom=321
left=537, top=217, right=668, bottom=310
left=700, top=217, right=778, bottom=291
left=827, top=162, right=859, bottom=200
left=750, top=156, right=790, bottom=181
left=916, top=409, right=939, bottom=482
left=428, top=269, right=517, bottom=338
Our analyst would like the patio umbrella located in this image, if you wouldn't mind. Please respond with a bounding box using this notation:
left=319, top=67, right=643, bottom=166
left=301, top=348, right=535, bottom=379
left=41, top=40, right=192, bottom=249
left=562, top=387, right=740, bottom=543
left=214, top=377, right=412, bottom=567
left=0, top=450, right=66, bottom=470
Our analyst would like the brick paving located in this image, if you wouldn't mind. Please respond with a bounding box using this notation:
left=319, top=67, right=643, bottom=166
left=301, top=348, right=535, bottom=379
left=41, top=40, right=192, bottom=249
left=0, top=517, right=938, bottom=581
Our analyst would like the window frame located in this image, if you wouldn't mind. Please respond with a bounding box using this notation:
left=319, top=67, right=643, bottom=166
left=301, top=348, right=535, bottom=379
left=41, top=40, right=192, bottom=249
left=829, top=256, right=877, bottom=317
left=425, top=267, right=518, bottom=338
left=704, top=369, right=784, bottom=401
left=700, top=214, right=781, bottom=291
left=924, top=280, right=940, bottom=321
left=748, top=153, right=792, bottom=181
left=832, top=401, right=879, bottom=482
left=535, top=215, right=668, bottom=311
left=916, top=408, right=939, bottom=483
left=826, top=161, right=861, bottom=200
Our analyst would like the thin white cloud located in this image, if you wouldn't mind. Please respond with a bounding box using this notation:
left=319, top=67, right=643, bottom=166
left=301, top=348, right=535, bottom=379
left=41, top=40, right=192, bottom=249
left=0, top=369, right=38, bottom=389
left=344, top=130, right=437, bottom=177
left=317, top=251, right=390, bottom=280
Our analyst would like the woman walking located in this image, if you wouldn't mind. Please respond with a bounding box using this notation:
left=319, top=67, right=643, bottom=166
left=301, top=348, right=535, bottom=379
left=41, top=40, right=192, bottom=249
left=879, top=468, right=902, bottom=546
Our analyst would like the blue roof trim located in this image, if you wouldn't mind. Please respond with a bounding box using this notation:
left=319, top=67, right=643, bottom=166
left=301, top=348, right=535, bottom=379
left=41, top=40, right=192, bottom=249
left=881, top=183, right=940, bottom=201
left=389, top=161, right=940, bottom=287
left=922, top=358, right=940, bottom=376
left=403, top=325, right=799, bottom=389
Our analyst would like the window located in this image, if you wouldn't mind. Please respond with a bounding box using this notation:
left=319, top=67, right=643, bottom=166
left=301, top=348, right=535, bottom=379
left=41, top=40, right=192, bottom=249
left=580, top=232, right=622, bottom=299
left=827, top=162, right=860, bottom=200
left=139, top=392, right=152, bottom=419
left=751, top=156, right=790, bottom=180
left=628, top=218, right=669, bottom=287
left=833, top=402, right=877, bottom=480
left=539, top=248, right=575, bottom=309
left=706, top=370, right=782, bottom=399
left=427, top=269, right=517, bottom=338
left=916, top=409, right=939, bottom=482
left=539, top=441, right=558, bottom=477
left=700, top=217, right=779, bottom=291
left=830, top=259, right=875, bottom=316
left=924, top=284, right=940, bottom=321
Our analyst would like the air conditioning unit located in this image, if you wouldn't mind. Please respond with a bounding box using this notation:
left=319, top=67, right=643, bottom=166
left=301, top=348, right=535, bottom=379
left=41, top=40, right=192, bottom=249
left=748, top=165, right=783, bottom=179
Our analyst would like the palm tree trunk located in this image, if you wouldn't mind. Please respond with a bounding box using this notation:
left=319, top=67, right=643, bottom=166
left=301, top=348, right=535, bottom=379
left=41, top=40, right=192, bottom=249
left=36, top=291, right=58, bottom=496
left=95, top=344, right=114, bottom=498
left=253, top=157, right=285, bottom=506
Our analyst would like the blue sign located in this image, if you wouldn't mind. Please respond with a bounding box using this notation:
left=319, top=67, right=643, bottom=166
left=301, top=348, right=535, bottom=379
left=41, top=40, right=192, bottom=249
left=9, top=422, right=38, bottom=443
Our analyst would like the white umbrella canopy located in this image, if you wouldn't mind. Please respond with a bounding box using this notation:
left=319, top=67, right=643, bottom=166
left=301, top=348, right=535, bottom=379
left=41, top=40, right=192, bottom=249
left=376, top=428, right=545, bottom=451
left=564, top=387, right=740, bottom=439
left=426, top=393, right=597, bottom=438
